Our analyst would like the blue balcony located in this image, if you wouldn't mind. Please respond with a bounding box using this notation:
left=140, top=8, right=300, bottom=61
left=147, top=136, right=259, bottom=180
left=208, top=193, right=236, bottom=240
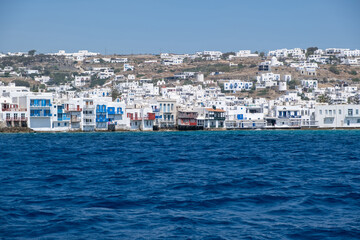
left=30, top=113, right=52, bottom=117
left=30, top=99, right=52, bottom=107
left=58, top=116, right=70, bottom=121
left=96, top=117, right=108, bottom=122
left=107, top=107, right=115, bottom=115
left=96, top=105, right=107, bottom=113
left=153, top=109, right=160, bottom=112
left=116, top=108, right=124, bottom=115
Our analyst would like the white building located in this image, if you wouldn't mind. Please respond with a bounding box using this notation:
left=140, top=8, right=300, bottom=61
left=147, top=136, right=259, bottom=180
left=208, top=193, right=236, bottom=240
left=316, top=104, right=360, bottom=128
left=224, top=80, right=253, bottom=92
left=74, top=76, right=91, bottom=87
left=34, top=76, right=51, bottom=84
left=301, top=80, right=318, bottom=89
left=235, top=50, right=258, bottom=58
left=256, top=73, right=281, bottom=88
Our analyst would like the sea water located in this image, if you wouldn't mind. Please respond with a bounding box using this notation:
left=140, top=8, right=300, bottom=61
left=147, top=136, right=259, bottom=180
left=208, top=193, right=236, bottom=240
left=0, top=130, right=359, bottom=239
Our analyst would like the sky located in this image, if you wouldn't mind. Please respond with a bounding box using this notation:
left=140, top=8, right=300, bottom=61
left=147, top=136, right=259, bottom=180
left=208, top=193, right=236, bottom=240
left=0, top=0, right=359, bottom=54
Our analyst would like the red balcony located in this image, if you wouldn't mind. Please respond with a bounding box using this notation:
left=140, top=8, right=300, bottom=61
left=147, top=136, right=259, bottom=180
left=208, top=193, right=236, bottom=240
left=128, top=113, right=155, bottom=121
left=179, top=119, right=197, bottom=126
left=145, top=113, right=156, bottom=120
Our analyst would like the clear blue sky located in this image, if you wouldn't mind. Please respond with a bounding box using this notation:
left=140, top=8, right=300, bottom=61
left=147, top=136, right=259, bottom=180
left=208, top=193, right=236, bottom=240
left=0, top=0, right=359, bottom=54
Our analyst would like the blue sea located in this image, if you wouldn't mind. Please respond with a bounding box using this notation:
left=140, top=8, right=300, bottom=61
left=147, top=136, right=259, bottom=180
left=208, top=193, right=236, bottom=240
left=0, top=130, right=360, bottom=239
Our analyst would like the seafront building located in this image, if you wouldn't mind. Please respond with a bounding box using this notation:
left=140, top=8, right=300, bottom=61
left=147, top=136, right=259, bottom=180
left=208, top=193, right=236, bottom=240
left=1, top=80, right=359, bottom=131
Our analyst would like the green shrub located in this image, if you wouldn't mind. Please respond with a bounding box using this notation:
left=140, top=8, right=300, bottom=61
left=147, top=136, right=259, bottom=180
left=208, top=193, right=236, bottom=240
left=329, top=65, right=340, bottom=75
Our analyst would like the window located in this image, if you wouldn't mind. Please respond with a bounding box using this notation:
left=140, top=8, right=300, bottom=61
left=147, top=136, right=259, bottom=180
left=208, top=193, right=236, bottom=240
left=320, top=110, right=322, bottom=115
left=58, top=123, right=60, bottom=126
left=348, top=109, right=353, bottom=116
left=325, top=110, right=328, bottom=115
left=64, top=123, right=67, bottom=126
left=339, top=109, right=341, bottom=115
left=329, top=110, right=332, bottom=115
left=356, top=109, right=359, bottom=115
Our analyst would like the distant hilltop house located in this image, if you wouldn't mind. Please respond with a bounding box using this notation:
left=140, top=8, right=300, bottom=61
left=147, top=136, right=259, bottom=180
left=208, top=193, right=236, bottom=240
left=290, top=62, right=318, bottom=76
left=202, top=51, right=223, bottom=61
left=256, top=72, right=280, bottom=88
left=268, top=48, right=306, bottom=59
left=259, top=56, right=284, bottom=69
left=52, top=50, right=99, bottom=61
left=160, top=53, right=186, bottom=65
left=301, top=80, right=318, bottom=89
left=235, top=50, right=258, bottom=58
left=34, top=76, right=51, bottom=84
left=111, top=58, right=128, bottom=63
left=73, top=76, right=91, bottom=87
left=325, top=48, right=360, bottom=57
left=223, top=80, right=253, bottom=92
left=124, top=64, right=134, bottom=71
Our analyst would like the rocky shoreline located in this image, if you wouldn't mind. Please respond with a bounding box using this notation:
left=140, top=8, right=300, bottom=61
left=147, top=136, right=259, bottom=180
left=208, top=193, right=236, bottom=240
left=0, top=127, right=34, bottom=133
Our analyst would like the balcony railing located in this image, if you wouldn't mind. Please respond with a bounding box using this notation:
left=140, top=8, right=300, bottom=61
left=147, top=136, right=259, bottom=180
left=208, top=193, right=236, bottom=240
left=2, top=108, right=27, bottom=112
left=57, top=117, right=71, bottom=121
left=30, top=114, right=52, bottom=117
left=83, top=105, right=95, bottom=109
left=178, top=113, right=197, bottom=118
left=213, top=116, right=226, bottom=120
left=96, top=118, right=108, bottom=122
left=83, top=121, right=95, bottom=125
left=30, top=104, right=52, bottom=107
left=65, top=108, right=82, bottom=112
left=278, top=115, right=301, bottom=119
left=6, top=117, right=28, bottom=121
left=71, top=117, right=81, bottom=122
left=179, top=121, right=197, bottom=126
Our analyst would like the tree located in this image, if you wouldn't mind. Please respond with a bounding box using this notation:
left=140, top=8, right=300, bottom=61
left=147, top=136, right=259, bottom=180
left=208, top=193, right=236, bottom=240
left=349, top=70, right=357, bottom=75
left=259, top=52, right=265, bottom=58
left=13, top=80, right=30, bottom=87
left=318, top=94, right=332, bottom=103
left=222, top=52, right=235, bottom=60
left=237, top=64, right=244, bottom=70
left=28, top=49, right=36, bottom=56
left=306, top=47, right=318, bottom=57
left=111, top=89, right=121, bottom=101
left=288, top=80, right=297, bottom=89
